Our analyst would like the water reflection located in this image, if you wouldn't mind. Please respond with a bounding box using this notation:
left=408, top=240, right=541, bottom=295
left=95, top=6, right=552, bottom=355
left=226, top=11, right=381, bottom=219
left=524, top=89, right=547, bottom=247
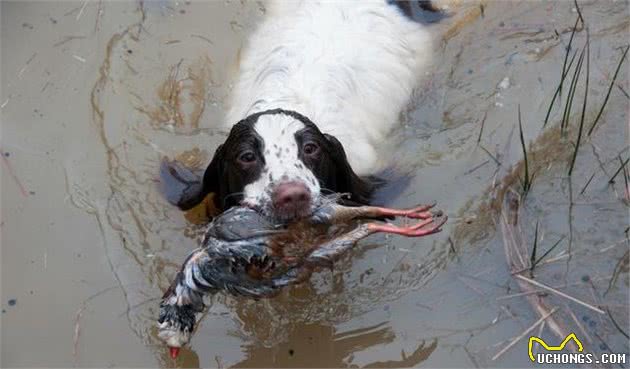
left=228, top=279, right=437, bottom=368
left=232, top=320, right=436, bottom=368
left=164, top=320, right=436, bottom=368
left=156, top=286, right=438, bottom=368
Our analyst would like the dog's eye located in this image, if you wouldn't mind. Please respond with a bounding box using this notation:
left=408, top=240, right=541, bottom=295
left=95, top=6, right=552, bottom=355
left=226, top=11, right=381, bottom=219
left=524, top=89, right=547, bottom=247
left=303, top=142, right=319, bottom=155
left=238, top=151, right=256, bottom=164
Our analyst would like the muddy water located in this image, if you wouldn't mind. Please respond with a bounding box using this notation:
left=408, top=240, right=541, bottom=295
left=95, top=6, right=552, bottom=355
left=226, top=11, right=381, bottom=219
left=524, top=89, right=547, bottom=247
left=1, top=1, right=628, bottom=367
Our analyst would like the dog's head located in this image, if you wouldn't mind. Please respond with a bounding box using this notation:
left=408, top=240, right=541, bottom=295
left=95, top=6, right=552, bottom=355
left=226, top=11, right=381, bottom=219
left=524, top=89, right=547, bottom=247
left=201, top=109, right=376, bottom=222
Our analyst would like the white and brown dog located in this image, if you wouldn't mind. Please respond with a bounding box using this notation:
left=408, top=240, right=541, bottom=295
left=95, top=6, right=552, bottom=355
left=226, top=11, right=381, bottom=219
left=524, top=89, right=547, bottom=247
left=164, top=1, right=441, bottom=221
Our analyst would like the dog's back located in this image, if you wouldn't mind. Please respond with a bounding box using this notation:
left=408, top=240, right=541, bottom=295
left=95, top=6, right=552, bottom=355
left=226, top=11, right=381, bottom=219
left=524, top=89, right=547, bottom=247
left=226, top=1, right=433, bottom=175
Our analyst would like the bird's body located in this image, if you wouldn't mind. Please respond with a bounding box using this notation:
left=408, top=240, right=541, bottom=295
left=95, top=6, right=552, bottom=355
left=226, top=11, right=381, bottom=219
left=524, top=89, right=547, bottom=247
left=158, top=198, right=446, bottom=355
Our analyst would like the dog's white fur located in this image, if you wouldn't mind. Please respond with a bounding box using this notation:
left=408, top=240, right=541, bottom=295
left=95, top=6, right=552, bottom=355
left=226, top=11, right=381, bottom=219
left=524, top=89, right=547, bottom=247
left=243, top=115, right=321, bottom=216
left=225, top=1, right=432, bottom=177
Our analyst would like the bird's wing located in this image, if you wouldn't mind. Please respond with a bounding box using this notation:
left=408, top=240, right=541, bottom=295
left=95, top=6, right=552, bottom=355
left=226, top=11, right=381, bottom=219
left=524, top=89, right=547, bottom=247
left=205, top=206, right=285, bottom=241
left=165, top=238, right=286, bottom=304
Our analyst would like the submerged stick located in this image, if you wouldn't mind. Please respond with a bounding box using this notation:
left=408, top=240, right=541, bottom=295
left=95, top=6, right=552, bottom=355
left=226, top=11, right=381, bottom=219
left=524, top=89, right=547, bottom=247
left=73, top=307, right=84, bottom=362
left=476, top=111, right=488, bottom=145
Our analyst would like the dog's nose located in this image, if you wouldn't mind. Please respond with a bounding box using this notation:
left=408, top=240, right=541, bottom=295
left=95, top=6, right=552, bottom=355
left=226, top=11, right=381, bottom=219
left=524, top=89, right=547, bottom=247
left=272, top=181, right=311, bottom=212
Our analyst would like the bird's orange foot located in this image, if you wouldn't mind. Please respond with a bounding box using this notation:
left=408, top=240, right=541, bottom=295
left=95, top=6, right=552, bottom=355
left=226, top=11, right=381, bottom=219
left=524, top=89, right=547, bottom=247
left=367, top=215, right=447, bottom=237
left=371, top=203, right=440, bottom=220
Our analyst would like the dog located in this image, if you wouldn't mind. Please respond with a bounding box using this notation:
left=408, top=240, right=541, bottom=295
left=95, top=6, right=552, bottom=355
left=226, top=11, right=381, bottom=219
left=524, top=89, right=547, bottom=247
left=164, top=1, right=440, bottom=222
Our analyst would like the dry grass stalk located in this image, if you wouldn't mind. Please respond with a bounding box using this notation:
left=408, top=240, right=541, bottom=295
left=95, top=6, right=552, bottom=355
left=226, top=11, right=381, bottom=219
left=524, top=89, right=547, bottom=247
left=497, top=189, right=575, bottom=355
left=515, top=274, right=605, bottom=314
left=73, top=306, right=85, bottom=363
left=491, top=307, right=558, bottom=361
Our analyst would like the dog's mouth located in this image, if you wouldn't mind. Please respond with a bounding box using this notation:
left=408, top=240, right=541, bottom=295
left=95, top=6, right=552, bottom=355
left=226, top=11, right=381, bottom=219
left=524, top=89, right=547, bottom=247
left=273, top=204, right=313, bottom=222
left=242, top=199, right=320, bottom=223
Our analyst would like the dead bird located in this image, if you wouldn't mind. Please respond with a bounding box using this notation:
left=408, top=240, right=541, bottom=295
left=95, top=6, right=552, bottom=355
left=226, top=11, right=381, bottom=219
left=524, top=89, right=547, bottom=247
left=158, top=195, right=446, bottom=359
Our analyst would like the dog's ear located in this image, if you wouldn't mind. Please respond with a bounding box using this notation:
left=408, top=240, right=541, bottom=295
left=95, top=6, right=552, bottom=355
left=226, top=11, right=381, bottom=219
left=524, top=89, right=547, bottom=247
left=201, top=143, right=225, bottom=205
left=324, top=134, right=381, bottom=205
left=161, top=144, right=224, bottom=211
left=160, top=157, right=204, bottom=210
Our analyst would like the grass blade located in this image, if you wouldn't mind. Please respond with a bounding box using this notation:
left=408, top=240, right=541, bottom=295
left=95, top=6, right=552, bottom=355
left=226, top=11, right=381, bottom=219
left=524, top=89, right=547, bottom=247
left=479, top=145, right=501, bottom=166
left=579, top=170, right=597, bottom=195
left=559, top=16, right=581, bottom=97
left=543, top=50, right=578, bottom=128
left=623, top=158, right=629, bottom=200
left=561, top=44, right=586, bottom=135
left=573, top=0, right=585, bottom=25
left=530, top=220, right=540, bottom=271
left=569, top=32, right=590, bottom=176
left=533, top=235, right=566, bottom=267
left=606, top=307, right=630, bottom=340
left=476, top=111, right=488, bottom=145
left=518, top=105, right=531, bottom=194
left=609, top=157, right=629, bottom=184
left=587, top=45, right=630, bottom=136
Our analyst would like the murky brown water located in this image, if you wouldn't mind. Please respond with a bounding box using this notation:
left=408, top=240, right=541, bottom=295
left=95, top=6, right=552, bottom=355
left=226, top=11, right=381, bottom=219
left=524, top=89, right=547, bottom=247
left=1, top=1, right=628, bottom=367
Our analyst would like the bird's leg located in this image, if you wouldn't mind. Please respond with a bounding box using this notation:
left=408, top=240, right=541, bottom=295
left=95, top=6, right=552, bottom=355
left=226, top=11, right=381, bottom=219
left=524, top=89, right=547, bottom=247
left=306, top=213, right=446, bottom=268
left=365, top=203, right=440, bottom=220
left=366, top=215, right=447, bottom=237
left=317, top=202, right=441, bottom=224
left=305, top=224, right=373, bottom=267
